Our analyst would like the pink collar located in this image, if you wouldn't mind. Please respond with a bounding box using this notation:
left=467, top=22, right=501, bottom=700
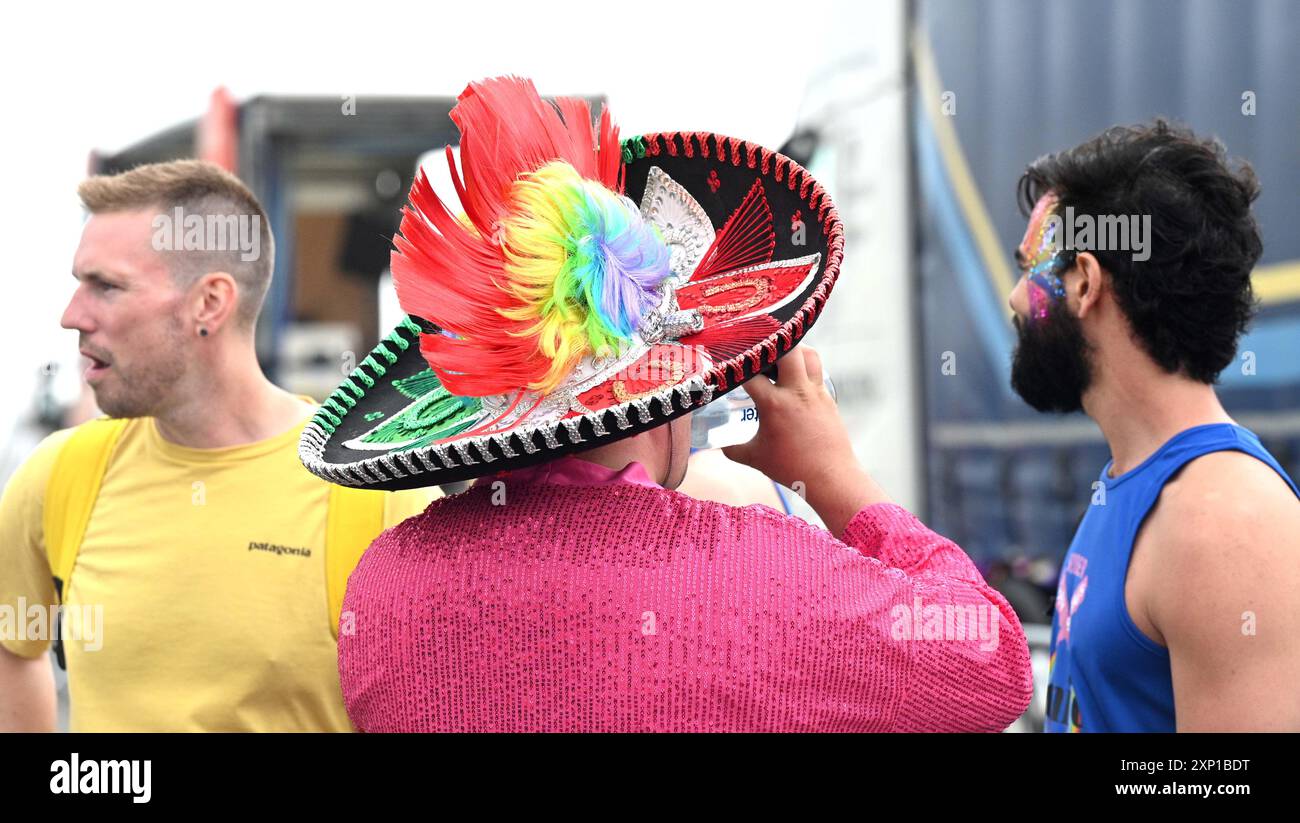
left=501, top=455, right=662, bottom=489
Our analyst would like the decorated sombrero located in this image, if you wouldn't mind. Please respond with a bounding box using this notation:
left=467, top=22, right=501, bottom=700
left=299, top=76, right=843, bottom=490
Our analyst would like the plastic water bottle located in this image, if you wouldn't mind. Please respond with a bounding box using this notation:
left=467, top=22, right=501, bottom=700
left=690, top=371, right=837, bottom=450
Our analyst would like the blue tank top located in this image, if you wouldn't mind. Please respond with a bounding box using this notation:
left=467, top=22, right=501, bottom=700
left=1045, top=423, right=1299, bottom=732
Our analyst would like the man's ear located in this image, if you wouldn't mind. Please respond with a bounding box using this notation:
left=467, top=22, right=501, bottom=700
left=191, top=271, right=240, bottom=334
left=1071, top=252, right=1106, bottom=320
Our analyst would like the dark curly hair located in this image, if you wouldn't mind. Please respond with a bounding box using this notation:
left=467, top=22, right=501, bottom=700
left=1018, top=119, right=1262, bottom=383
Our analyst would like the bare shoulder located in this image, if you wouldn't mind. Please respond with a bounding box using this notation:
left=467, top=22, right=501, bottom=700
left=1140, top=450, right=1300, bottom=729
left=1149, top=449, right=1299, bottom=549
left=1143, top=449, right=1300, bottom=636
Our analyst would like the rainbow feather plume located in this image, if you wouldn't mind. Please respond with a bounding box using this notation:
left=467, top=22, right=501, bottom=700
left=390, top=76, right=669, bottom=397
left=500, top=161, right=670, bottom=392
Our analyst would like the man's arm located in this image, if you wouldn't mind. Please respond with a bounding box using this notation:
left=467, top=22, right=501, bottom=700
left=1144, top=451, right=1300, bottom=731
left=0, top=427, right=75, bottom=732
left=0, top=645, right=56, bottom=732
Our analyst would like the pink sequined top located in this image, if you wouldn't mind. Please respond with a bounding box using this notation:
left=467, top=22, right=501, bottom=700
left=338, top=456, right=1034, bottom=732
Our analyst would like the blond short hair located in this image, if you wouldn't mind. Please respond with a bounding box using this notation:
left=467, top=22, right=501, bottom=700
left=78, top=160, right=275, bottom=328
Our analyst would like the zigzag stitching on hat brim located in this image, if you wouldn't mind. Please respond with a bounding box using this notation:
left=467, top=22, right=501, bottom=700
left=298, top=131, right=844, bottom=488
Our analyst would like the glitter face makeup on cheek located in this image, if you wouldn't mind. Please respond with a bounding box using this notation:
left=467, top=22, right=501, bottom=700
left=1021, top=194, right=1068, bottom=321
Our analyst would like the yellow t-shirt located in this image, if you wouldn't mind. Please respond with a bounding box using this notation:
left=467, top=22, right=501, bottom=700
left=0, top=414, right=435, bottom=732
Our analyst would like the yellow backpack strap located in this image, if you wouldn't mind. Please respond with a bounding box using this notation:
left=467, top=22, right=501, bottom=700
left=44, top=418, right=129, bottom=606
left=43, top=417, right=128, bottom=670
left=325, top=485, right=386, bottom=640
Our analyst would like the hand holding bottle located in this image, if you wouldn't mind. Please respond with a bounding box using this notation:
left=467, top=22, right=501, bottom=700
left=722, top=345, right=891, bottom=535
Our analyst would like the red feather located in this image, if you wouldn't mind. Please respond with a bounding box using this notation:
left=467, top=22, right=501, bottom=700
left=450, top=76, right=621, bottom=228
left=389, top=76, right=623, bottom=397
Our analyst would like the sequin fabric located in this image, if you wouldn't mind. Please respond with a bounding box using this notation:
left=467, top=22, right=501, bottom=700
left=338, top=457, right=1034, bottom=732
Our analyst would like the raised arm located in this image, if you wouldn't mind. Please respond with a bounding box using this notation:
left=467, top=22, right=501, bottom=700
left=725, top=345, right=1033, bottom=731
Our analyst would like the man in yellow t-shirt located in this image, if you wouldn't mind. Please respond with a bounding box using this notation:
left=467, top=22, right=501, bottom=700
left=0, top=160, right=433, bottom=732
